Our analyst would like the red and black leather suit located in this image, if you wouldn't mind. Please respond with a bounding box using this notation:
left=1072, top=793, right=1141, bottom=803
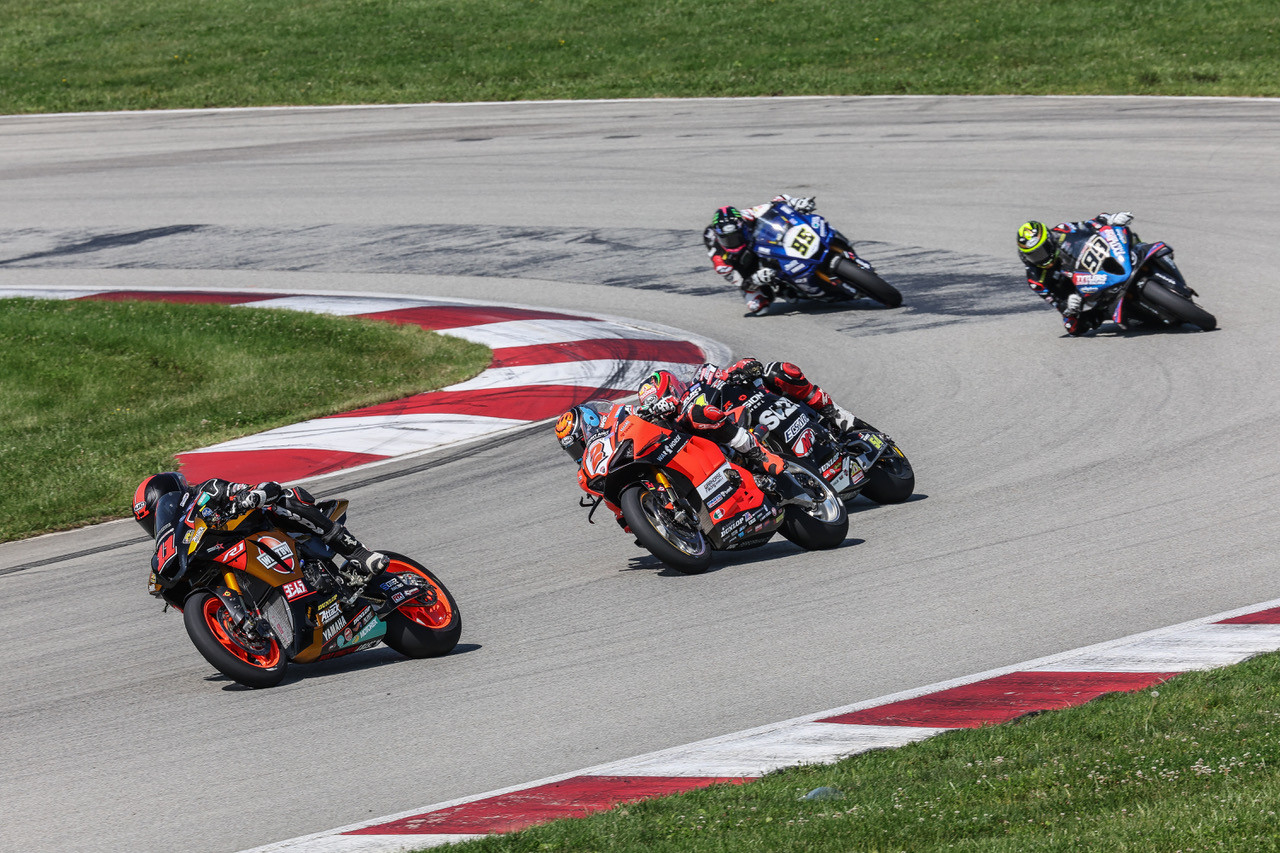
left=694, top=358, right=863, bottom=434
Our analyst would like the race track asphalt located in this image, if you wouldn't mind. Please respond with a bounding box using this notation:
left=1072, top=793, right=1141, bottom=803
left=1, top=96, right=1278, bottom=853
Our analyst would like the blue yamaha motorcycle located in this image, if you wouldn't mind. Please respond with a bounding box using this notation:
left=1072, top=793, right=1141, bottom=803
left=1062, top=224, right=1215, bottom=331
left=751, top=202, right=902, bottom=309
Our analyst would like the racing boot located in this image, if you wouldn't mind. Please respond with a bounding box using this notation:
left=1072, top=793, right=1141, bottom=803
left=743, top=288, right=774, bottom=316
left=819, top=401, right=867, bottom=436
left=326, top=526, right=389, bottom=591
left=744, top=442, right=786, bottom=478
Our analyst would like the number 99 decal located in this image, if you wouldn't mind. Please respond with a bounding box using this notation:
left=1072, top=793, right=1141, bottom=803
left=783, top=224, right=821, bottom=259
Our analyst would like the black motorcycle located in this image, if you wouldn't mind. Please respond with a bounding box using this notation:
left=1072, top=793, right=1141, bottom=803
left=147, top=492, right=460, bottom=688
left=715, top=380, right=914, bottom=504
left=1059, top=224, right=1215, bottom=332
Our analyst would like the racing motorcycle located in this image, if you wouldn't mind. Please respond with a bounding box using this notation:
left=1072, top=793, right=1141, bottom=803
left=576, top=403, right=848, bottom=574
left=1062, top=224, right=1215, bottom=332
left=713, top=379, right=915, bottom=504
left=147, top=493, right=460, bottom=688
left=751, top=201, right=902, bottom=309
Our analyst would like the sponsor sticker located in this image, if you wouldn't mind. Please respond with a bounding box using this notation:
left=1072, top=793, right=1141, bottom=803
left=696, top=464, right=732, bottom=500
left=282, top=579, right=309, bottom=601
left=784, top=415, right=810, bottom=442
left=792, top=427, right=816, bottom=456
left=257, top=536, right=296, bottom=572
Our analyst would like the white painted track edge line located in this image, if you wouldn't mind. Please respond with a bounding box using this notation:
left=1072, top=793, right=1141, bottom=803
left=7, top=93, right=1280, bottom=121
left=238, top=594, right=1280, bottom=851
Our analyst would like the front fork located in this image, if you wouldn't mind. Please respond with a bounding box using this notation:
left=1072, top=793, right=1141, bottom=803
left=217, top=571, right=270, bottom=639
left=650, top=470, right=696, bottom=527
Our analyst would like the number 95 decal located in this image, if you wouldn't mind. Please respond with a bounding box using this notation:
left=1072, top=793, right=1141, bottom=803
left=783, top=224, right=820, bottom=259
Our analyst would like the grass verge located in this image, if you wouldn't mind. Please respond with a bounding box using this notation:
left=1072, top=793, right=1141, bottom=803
left=440, top=651, right=1280, bottom=852
left=0, top=297, right=491, bottom=542
left=1, top=0, right=1278, bottom=114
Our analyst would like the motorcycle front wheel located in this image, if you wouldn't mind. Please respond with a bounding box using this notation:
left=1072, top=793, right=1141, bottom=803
left=860, top=445, right=916, bottom=504
left=184, top=591, right=287, bottom=688
left=1141, top=281, right=1216, bottom=331
left=621, top=484, right=712, bottom=574
left=380, top=553, right=462, bottom=659
left=831, top=256, right=903, bottom=308
left=779, top=463, right=849, bottom=550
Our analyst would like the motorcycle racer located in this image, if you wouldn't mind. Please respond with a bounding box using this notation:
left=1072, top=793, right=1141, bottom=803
left=1017, top=211, right=1135, bottom=335
left=635, top=369, right=788, bottom=480
left=133, top=472, right=389, bottom=588
left=694, top=357, right=866, bottom=436
left=704, top=194, right=818, bottom=315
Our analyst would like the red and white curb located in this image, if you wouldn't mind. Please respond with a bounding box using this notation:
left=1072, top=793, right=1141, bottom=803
left=242, top=597, right=1280, bottom=852
left=5, top=286, right=729, bottom=483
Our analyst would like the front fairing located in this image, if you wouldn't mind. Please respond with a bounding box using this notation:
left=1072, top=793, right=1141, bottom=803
left=1065, top=225, right=1134, bottom=299
left=751, top=205, right=833, bottom=283
left=723, top=386, right=864, bottom=495
left=601, top=415, right=780, bottom=549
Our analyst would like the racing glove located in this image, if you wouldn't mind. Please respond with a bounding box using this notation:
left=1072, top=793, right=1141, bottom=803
left=234, top=487, right=269, bottom=514
left=1099, top=211, right=1133, bottom=227
left=748, top=267, right=777, bottom=289
left=647, top=398, right=676, bottom=418
left=776, top=194, right=816, bottom=214
left=726, top=358, right=765, bottom=383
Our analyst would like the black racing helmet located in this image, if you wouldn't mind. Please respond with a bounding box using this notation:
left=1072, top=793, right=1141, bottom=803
left=133, top=471, right=189, bottom=538
left=711, top=206, right=749, bottom=253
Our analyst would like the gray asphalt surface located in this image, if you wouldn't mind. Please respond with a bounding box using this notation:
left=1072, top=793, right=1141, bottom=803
left=2, top=96, right=1278, bottom=853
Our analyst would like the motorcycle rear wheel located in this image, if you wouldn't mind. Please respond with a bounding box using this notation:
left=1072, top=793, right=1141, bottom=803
left=780, top=464, right=849, bottom=550
left=1141, top=281, right=1216, bottom=331
left=621, top=485, right=712, bottom=574
left=831, top=256, right=903, bottom=308
left=184, top=591, right=288, bottom=688
left=860, top=446, right=916, bottom=504
left=381, top=553, right=461, bottom=659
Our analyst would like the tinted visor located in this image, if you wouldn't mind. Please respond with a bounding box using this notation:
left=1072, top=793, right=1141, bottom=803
left=1022, top=240, right=1056, bottom=268
left=560, top=433, right=587, bottom=463
left=716, top=224, right=746, bottom=251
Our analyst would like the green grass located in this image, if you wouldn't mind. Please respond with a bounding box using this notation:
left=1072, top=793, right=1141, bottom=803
left=0, top=297, right=491, bottom=542
left=1, top=0, right=1277, bottom=114
left=442, top=652, right=1280, bottom=852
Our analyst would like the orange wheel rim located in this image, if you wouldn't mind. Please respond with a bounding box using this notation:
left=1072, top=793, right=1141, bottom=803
left=387, top=560, right=454, bottom=629
left=202, top=595, right=281, bottom=668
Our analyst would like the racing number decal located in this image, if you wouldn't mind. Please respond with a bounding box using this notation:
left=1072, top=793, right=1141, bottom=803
left=783, top=225, right=821, bottom=259
left=1079, top=236, right=1111, bottom=274
left=157, top=534, right=176, bottom=568
left=584, top=435, right=612, bottom=478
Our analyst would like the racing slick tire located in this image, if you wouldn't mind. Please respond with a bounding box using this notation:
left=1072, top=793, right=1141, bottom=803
left=831, top=256, right=903, bottom=308
left=1141, top=281, right=1216, bottom=331
left=621, top=485, right=713, bottom=574
left=380, top=553, right=462, bottom=658
left=779, top=463, right=849, bottom=550
left=860, top=446, right=916, bottom=504
left=184, top=590, right=288, bottom=689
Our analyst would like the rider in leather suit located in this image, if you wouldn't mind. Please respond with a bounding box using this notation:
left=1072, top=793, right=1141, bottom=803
left=635, top=369, right=786, bottom=478
left=1017, top=211, right=1135, bottom=336
left=703, top=194, right=819, bottom=315
left=133, top=472, right=388, bottom=588
left=693, top=358, right=866, bottom=435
